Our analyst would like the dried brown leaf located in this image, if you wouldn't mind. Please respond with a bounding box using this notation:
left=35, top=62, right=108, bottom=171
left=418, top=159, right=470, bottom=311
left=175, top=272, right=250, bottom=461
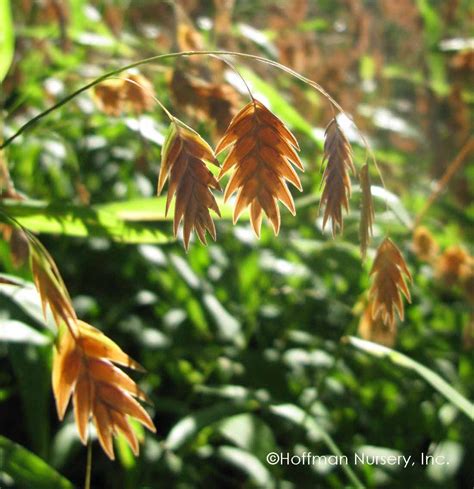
left=157, top=120, right=221, bottom=250
left=216, top=99, right=303, bottom=237
left=359, top=163, right=374, bottom=259
left=369, top=237, right=412, bottom=327
left=320, top=119, right=355, bottom=236
left=53, top=320, right=155, bottom=460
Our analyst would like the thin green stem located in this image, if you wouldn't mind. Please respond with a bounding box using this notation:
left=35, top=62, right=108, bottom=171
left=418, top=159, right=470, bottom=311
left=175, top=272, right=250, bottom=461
left=301, top=322, right=366, bottom=489
left=319, top=430, right=366, bottom=489
left=111, top=76, right=175, bottom=121
left=85, top=439, right=92, bottom=489
left=0, top=50, right=345, bottom=150
left=209, top=54, right=255, bottom=103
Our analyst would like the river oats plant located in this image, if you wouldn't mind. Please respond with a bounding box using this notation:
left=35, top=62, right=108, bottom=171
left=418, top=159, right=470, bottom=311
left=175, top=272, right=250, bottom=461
left=1, top=4, right=473, bottom=487
left=0, top=46, right=414, bottom=480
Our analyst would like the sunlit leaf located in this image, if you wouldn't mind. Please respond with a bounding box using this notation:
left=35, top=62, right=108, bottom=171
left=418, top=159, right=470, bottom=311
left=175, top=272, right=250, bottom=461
left=166, top=401, right=253, bottom=451
left=215, top=445, right=274, bottom=488
left=345, top=336, right=474, bottom=420
left=0, top=319, right=49, bottom=345
left=0, top=435, right=73, bottom=489
left=0, top=0, right=14, bottom=83
left=10, top=344, right=51, bottom=457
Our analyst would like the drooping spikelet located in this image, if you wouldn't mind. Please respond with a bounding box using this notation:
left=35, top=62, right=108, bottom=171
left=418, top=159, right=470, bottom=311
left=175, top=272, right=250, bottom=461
left=123, top=73, right=155, bottom=113
left=412, top=226, right=439, bottom=261
left=369, top=238, right=412, bottom=327
left=29, top=235, right=78, bottom=337
left=359, top=164, right=375, bottom=260
left=0, top=224, right=29, bottom=268
left=216, top=99, right=303, bottom=237
left=93, top=73, right=155, bottom=116
left=320, top=119, right=355, bottom=236
left=93, top=79, right=124, bottom=116
left=52, top=321, right=155, bottom=459
left=435, top=245, right=470, bottom=286
left=23, top=230, right=155, bottom=459
left=157, top=119, right=221, bottom=250
left=169, top=69, right=240, bottom=136
left=358, top=301, right=397, bottom=347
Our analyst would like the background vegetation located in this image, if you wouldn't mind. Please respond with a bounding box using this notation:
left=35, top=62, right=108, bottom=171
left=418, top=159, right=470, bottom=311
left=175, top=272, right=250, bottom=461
left=0, top=1, right=472, bottom=488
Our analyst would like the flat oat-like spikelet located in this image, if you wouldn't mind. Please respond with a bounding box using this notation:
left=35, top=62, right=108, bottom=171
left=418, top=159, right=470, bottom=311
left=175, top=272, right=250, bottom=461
left=369, top=238, right=412, bottom=327
left=412, top=226, right=439, bottom=261
left=93, top=80, right=124, bottom=116
left=53, top=320, right=155, bottom=459
left=216, top=99, right=303, bottom=237
left=157, top=120, right=221, bottom=250
left=359, top=163, right=375, bottom=259
left=358, top=301, right=397, bottom=347
left=320, top=119, right=355, bottom=236
left=28, top=236, right=78, bottom=336
left=123, top=73, right=155, bottom=113
left=169, top=69, right=240, bottom=136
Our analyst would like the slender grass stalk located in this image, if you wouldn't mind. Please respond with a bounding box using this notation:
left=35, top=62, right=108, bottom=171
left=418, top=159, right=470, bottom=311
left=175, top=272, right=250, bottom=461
left=320, top=430, right=366, bottom=489
left=0, top=50, right=345, bottom=150
left=85, top=439, right=92, bottom=489
left=302, top=321, right=366, bottom=489
left=413, top=137, right=473, bottom=229
left=111, top=76, right=175, bottom=121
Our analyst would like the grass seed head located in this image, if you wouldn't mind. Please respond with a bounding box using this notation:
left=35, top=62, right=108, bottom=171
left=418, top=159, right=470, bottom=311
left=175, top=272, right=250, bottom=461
left=52, top=320, right=155, bottom=460
left=358, top=301, right=397, bottom=347
left=369, top=237, right=412, bottom=327
left=320, top=119, right=355, bottom=236
left=158, top=120, right=221, bottom=250
left=93, top=80, right=125, bottom=116
left=359, top=163, right=375, bottom=259
left=216, top=99, right=303, bottom=237
left=412, top=226, right=439, bottom=262
left=123, top=73, right=155, bottom=113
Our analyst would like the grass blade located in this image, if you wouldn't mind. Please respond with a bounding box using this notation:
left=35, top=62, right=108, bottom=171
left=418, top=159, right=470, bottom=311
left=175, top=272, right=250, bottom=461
left=345, top=336, right=473, bottom=420
left=0, top=0, right=14, bottom=83
left=0, top=435, right=73, bottom=489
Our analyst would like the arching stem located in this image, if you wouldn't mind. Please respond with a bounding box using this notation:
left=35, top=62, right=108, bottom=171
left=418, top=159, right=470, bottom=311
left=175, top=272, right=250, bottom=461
left=1, top=50, right=345, bottom=150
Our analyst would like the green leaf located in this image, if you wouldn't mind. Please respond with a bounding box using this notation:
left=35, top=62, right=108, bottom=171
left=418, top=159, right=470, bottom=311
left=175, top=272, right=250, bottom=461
left=415, top=0, right=443, bottom=47
left=0, top=199, right=173, bottom=244
left=99, top=197, right=239, bottom=222
left=345, top=336, right=474, bottom=420
left=0, top=0, right=14, bottom=83
left=268, top=403, right=365, bottom=489
left=370, top=185, right=413, bottom=228
left=0, top=197, right=246, bottom=243
left=218, top=413, right=276, bottom=459
left=9, top=345, right=52, bottom=458
left=0, top=435, right=73, bottom=489
left=166, top=401, right=254, bottom=451
left=0, top=275, right=54, bottom=329
left=0, top=319, right=49, bottom=345
left=214, top=445, right=274, bottom=488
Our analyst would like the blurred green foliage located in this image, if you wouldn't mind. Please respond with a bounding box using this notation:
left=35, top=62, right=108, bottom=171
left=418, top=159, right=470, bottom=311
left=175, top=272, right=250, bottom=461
left=0, top=1, right=473, bottom=488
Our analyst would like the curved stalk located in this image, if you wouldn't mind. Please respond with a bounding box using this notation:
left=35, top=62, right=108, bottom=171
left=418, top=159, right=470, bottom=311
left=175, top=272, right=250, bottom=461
left=1, top=50, right=344, bottom=150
